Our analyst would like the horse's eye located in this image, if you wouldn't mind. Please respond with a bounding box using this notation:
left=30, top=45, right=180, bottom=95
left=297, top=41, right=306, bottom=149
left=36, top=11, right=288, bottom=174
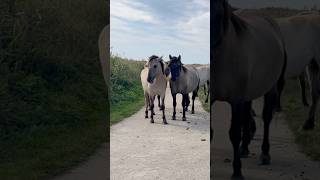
left=154, top=65, right=157, bottom=68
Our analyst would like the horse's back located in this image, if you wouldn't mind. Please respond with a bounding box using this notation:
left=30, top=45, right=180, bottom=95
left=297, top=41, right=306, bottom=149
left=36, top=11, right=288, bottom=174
left=195, top=65, right=210, bottom=86
left=277, top=13, right=320, bottom=78
left=214, top=13, right=285, bottom=102
left=184, top=65, right=200, bottom=92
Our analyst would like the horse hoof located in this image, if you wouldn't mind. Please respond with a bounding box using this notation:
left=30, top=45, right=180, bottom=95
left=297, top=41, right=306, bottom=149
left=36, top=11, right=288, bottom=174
left=163, top=120, right=168, bottom=125
left=303, top=121, right=315, bottom=130
left=145, top=115, right=148, bottom=119
left=150, top=119, right=154, bottom=123
left=182, top=117, right=186, bottom=121
left=240, top=147, right=250, bottom=158
left=205, top=100, right=208, bottom=103
left=172, top=116, right=176, bottom=120
left=191, top=110, right=195, bottom=114
left=152, top=112, right=155, bottom=115
left=259, top=154, right=271, bottom=165
left=231, top=173, right=244, bottom=180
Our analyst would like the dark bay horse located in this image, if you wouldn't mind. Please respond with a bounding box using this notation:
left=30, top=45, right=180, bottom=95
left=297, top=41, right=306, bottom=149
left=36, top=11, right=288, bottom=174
left=211, top=0, right=287, bottom=179
left=165, top=55, right=200, bottom=121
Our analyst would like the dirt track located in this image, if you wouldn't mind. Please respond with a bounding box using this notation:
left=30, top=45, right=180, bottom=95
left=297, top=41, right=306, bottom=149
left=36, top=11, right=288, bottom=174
left=212, top=99, right=320, bottom=180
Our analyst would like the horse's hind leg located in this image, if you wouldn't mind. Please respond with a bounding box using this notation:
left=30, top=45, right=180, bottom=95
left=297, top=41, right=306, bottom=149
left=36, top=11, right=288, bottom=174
left=184, top=95, right=190, bottom=111
left=158, top=95, right=163, bottom=110
left=303, top=62, right=320, bottom=130
left=275, top=76, right=285, bottom=112
left=172, top=93, right=177, bottom=120
left=260, top=86, right=277, bottom=165
left=230, top=103, right=244, bottom=179
left=240, top=101, right=253, bottom=158
left=205, top=81, right=210, bottom=103
left=299, top=71, right=309, bottom=106
left=144, top=92, right=149, bottom=118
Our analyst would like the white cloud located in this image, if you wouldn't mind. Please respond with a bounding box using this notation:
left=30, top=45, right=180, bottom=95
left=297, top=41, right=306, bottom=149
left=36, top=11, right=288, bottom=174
left=110, top=0, right=210, bottom=64
left=111, top=0, right=158, bottom=24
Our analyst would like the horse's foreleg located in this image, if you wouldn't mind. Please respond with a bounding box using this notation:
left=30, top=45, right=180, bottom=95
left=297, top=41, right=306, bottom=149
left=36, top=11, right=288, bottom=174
left=150, top=96, right=155, bottom=123
left=144, top=92, right=149, bottom=118
left=303, top=63, right=320, bottom=130
left=260, top=86, right=277, bottom=165
left=299, top=72, right=309, bottom=106
left=172, top=93, right=177, bottom=120
left=203, top=85, right=206, bottom=95
left=191, top=90, right=197, bottom=114
left=182, top=94, right=188, bottom=121
left=230, top=103, right=244, bottom=179
left=240, top=101, right=253, bottom=158
left=205, top=81, right=210, bottom=103
left=161, top=96, right=167, bottom=124
left=158, top=95, right=162, bottom=110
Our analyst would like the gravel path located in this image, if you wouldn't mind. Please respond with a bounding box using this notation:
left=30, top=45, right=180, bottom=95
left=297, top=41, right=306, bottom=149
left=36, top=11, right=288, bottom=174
left=110, top=87, right=210, bottom=180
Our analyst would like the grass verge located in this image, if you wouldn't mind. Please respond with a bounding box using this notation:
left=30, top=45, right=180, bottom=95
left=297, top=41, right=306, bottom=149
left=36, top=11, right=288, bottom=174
left=110, top=55, right=145, bottom=125
left=198, top=88, right=210, bottom=112
left=282, top=80, right=320, bottom=160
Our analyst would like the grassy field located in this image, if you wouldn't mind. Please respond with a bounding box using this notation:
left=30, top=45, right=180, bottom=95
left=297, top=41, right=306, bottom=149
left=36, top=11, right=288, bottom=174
left=110, top=55, right=145, bottom=125
left=0, top=0, right=108, bottom=179
left=282, top=80, right=320, bottom=160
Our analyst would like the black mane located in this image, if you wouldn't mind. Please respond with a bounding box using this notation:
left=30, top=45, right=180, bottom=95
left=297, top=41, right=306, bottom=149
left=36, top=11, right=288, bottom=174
left=149, top=55, right=159, bottom=61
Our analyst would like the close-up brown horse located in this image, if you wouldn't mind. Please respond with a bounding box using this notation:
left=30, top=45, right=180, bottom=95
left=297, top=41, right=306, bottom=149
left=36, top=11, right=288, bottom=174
left=211, top=0, right=287, bottom=179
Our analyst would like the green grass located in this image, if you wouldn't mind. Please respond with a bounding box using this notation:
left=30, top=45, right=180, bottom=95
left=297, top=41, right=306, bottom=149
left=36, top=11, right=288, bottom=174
left=0, top=0, right=108, bottom=179
left=282, top=80, right=320, bottom=160
left=110, top=55, right=145, bottom=125
left=198, top=87, right=210, bottom=112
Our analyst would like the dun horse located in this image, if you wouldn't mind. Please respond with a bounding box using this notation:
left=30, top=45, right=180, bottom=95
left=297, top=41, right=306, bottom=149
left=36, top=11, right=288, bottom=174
left=212, top=0, right=287, bottom=179
left=196, top=65, right=210, bottom=103
left=165, top=55, right=200, bottom=121
left=140, top=55, right=168, bottom=124
left=276, top=12, right=320, bottom=130
left=98, top=25, right=109, bottom=87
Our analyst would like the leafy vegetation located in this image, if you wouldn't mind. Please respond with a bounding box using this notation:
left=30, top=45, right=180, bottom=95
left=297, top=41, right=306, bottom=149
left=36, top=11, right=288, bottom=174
left=110, top=54, right=145, bottom=125
left=0, top=0, right=108, bottom=179
left=198, top=87, right=210, bottom=112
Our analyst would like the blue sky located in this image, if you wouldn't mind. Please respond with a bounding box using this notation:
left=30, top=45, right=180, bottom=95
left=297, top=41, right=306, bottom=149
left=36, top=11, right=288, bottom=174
left=110, top=0, right=210, bottom=64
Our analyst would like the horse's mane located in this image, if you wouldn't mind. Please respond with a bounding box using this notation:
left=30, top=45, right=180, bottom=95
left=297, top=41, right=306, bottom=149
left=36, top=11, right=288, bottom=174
left=221, top=1, right=247, bottom=40
left=230, top=13, right=247, bottom=35
left=149, top=55, right=159, bottom=61
left=181, top=65, right=187, bottom=73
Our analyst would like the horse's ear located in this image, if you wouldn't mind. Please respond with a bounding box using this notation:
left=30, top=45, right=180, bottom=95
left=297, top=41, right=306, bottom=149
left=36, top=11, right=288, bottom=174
left=178, top=55, right=181, bottom=61
left=144, top=61, right=148, bottom=67
left=160, top=60, right=164, bottom=74
left=169, top=54, right=172, bottom=59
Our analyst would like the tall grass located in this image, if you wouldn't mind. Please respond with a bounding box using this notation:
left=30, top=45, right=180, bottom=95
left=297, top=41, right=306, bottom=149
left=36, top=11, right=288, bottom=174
left=0, top=0, right=108, bottom=179
left=110, top=54, right=145, bottom=125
